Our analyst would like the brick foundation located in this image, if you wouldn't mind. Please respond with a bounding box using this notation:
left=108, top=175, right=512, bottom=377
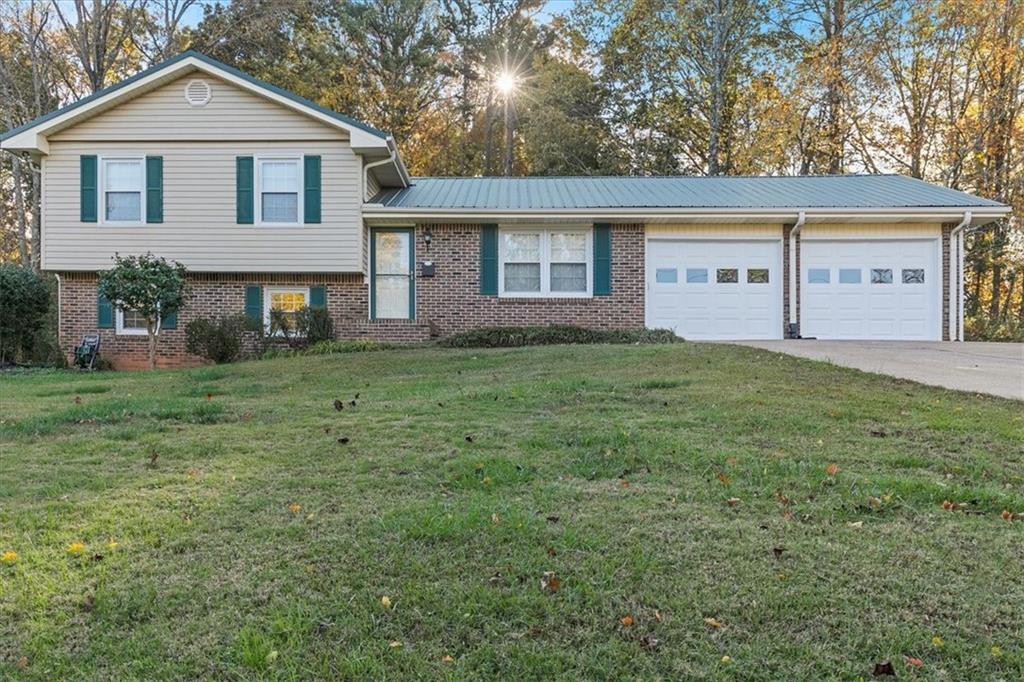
left=56, top=224, right=646, bottom=369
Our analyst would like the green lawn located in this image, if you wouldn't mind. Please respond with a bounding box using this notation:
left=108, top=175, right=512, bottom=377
left=1, top=343, right=1022, bottom=680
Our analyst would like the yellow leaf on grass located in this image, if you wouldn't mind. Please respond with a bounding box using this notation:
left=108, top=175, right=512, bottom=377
left=704, top=617, right=724, bottom=629
left=931, top=636, right=944, bottom=648
left=826, top=463, right=839, bottom=476
left=380, top=596, right=392, bottom=609
left=67, top=542, right=85, bottom=554
left=620, top=615, right=633, bottom=626
left=389, top=640, right=402, bottom=648
left=1, top=550, right=17, bottom=564
left=441, top=655, right=454, bottom=663
left=288, top=503, right=302, bottom=513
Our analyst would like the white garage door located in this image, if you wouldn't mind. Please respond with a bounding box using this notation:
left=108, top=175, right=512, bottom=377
left=801, top=239, right=940, bottom=340
left=647, top=239, right=782, bottom=340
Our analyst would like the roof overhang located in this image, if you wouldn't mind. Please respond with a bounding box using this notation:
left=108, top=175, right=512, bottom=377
left=361, top=206, right=1012, bottom=227
left=1, top=51, right=392, bottom=156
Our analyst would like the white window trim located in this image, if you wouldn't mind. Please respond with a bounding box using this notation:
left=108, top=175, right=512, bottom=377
left=263, top=286, right=310, bottom=334
left=255, top=156, right=303, bottom=226
left=99, top=155, right=146, bottom=226
left=498, top=225, right=592, bottom=298
left=115, top=307, right=153, bottom=336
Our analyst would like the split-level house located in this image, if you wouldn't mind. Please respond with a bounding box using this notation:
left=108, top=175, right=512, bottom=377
left=1, top=51, right=1011, bottom=368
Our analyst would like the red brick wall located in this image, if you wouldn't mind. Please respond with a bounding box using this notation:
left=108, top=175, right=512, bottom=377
left=56, top=223, right=646, bottom=368
left=412, top=224, right=645, bottom=335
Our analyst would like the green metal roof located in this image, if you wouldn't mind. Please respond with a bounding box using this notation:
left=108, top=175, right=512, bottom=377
left=1, top=50, right=389, bottom=142
left=370, top=175, right=1005, bottom=210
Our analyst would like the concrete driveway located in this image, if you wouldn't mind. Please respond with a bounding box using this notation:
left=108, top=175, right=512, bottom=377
left=733, top=340, right=1023, bottom=400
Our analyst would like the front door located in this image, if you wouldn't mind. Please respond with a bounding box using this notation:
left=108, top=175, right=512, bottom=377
left=372, top=229, right=414, bottom=319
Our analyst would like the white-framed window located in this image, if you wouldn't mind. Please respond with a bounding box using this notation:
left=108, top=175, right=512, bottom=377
left=264, top=286, right=309, bottom=332
left=116, top=307, right=150, bottom=335
left=498, top=227, right=591, bottom=297
left=101, top=157, right=145, bottom=223
left=257, top=158, right=302, bottom=224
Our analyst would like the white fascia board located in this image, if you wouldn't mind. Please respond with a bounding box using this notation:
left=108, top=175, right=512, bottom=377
left=362, top=206, right=1012, bottom=225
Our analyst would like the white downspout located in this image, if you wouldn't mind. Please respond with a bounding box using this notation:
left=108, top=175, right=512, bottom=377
left=788, top=211, right=806, bottom=337
left=363, top=148, right=397, bottom=200
left=55, top=273, right=62, bottom=357
left=948, top=211, right=971, bottom=342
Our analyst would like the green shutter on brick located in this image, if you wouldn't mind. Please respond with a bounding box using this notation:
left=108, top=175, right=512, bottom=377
left=97, top=292, right=113, bottom=328
left=303, top=155, right=321, bottom=223
left=244, top=285, right=263, bottom=323
left=480, top=224, right=498, bottom=295
left=309, top=285, right=326, bottom=309
left=236, top=156, right=254, bottom=224
left=145, top=156, right=163, bottom=223
left=160, top=309, right=177, bottom=329
left=593, top=223, right=612, bottom=296
left=80, top=155, right=98, bottom=222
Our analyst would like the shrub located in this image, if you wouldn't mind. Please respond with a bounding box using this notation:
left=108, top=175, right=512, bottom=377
left=965, top=317, right=1024, bottom=342
left=261, top=306, right=334, bottom=352
left=0, top=265, right=50, bottom=364
left=439, top=325, right=681, bottom=348
left=296, top=307, right=334, bottom=346
left=185, top=314, right=254, bottom=364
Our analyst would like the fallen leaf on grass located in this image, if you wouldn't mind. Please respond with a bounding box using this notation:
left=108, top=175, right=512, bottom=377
left=287, top=503, right=302, bottom=513
left=826, top=463, right=839, bottom=476
left=931, top=636, right=944, bottom=648
left=941, top=500, right=967, bottom=511
left=620, top=615, right=633, bottom=626
left=380, top=595, right=392, bottom=609
left=725, top=497, right=741, bottom=506
left=772, top=547, right=786, bottom=560
left=441, top=655, right=454, bottom=663
left=333, top=400, right=344, bottom=411
left=546, top=547, right=557, bottom=556
left=16, top=657, right=28, bottom=669
left=872, top=660, right=896, bottom=676
left=205, top=393, right=214, bottom=401
left=704, top=617, right=723, bottom=629
left=904, top=655, right=923, bottom=668
left=654, top=609, right=663, bottom=622
left=67, top=542, right=85, bottom=554
left=73, top=396, right=82, bottom=404
left=991, top=646, right=1003, bottom=659
left=1001, top=509, right=1016, bottom=521
left=1, top=550, right=17, bottom=564
left=847, top=521, right=864, bottom=528
left=716, top=472, right=731, bottom=486
left=540, top=571, right=560, bottom=593
left=620, top=479, right=630, bottom=488
left=389, top=640, right=402, bottom=648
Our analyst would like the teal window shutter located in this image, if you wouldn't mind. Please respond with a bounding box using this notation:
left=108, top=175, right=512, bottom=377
left=146, top=156, right=163, bottom=223
left=480, top=224, right=498, bottom=295
left=80, top=155, right=98, bottom=222
left=593, top=223, right=612, bottom=296
left=160, top=309, right=177, bottom=329
left=303, top=155, right=321, bottom=223
left=244, top=285, right=263, bottom=323
left=236, top=156, right=254, bottom=224
left=97, top=292, right=113, bottom=328
left=309, top=285, right=326, bottom=309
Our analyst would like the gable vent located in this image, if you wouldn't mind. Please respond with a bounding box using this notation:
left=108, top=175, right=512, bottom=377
left=183, top=79, right=212, bottom=107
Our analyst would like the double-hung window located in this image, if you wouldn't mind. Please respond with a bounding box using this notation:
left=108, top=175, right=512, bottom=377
left=258, top=159, right=301, bottom=224
left=264, top=287, right=309, bottom=332
left=103, top=158, right=144, bottom=222
left=116, top=308, right=149, bottom=335
left=499, top=228, right=591, bottom=296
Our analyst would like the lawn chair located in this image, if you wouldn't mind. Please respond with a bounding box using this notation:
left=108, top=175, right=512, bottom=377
left=74, top=334, right=101, bottom=370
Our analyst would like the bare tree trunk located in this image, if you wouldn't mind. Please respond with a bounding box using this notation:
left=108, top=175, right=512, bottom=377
left=11, top=156, right=31, bottom=268
left=503, top=96, right=514, bottom=176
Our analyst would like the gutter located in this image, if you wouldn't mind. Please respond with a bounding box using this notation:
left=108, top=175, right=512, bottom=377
left=363, top=138, right=410, bottom=199
left=948, top=211, right=972, bottom=342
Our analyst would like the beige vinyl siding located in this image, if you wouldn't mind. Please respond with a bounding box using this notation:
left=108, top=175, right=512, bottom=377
left=49, top=74, right=347, bottom=143
left=42, top=141, right=363, bottom=272
left=646, top=223, right=783, bottom=238
left=365, top=170, right=381, bottom=202
left=802, top=223, right=942, bottom=239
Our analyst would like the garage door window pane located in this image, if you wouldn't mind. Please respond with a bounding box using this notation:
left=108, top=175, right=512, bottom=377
left=716, top=268, right=738, bottom=283
left=747, top=268, right=769, bottom=284
left=902, top=268, right=925, bottom=284
left=808, top=269, right=830, bottom=284
left=656, top=268, right=677, bottom=283
left=686, top=268, right=708, bottom=283
left=871, top=268, right=893, bottom=284
left=839, top=268, right=861, bottom=284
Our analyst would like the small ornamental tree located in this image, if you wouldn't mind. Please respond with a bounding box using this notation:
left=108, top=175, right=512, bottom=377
left=97, top=253, right=187, bottom=369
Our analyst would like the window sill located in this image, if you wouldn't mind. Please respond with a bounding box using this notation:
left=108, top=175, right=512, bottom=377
left=116, top=329, right=149, bottom=336
left=496, top=295, right=595, bottom=304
